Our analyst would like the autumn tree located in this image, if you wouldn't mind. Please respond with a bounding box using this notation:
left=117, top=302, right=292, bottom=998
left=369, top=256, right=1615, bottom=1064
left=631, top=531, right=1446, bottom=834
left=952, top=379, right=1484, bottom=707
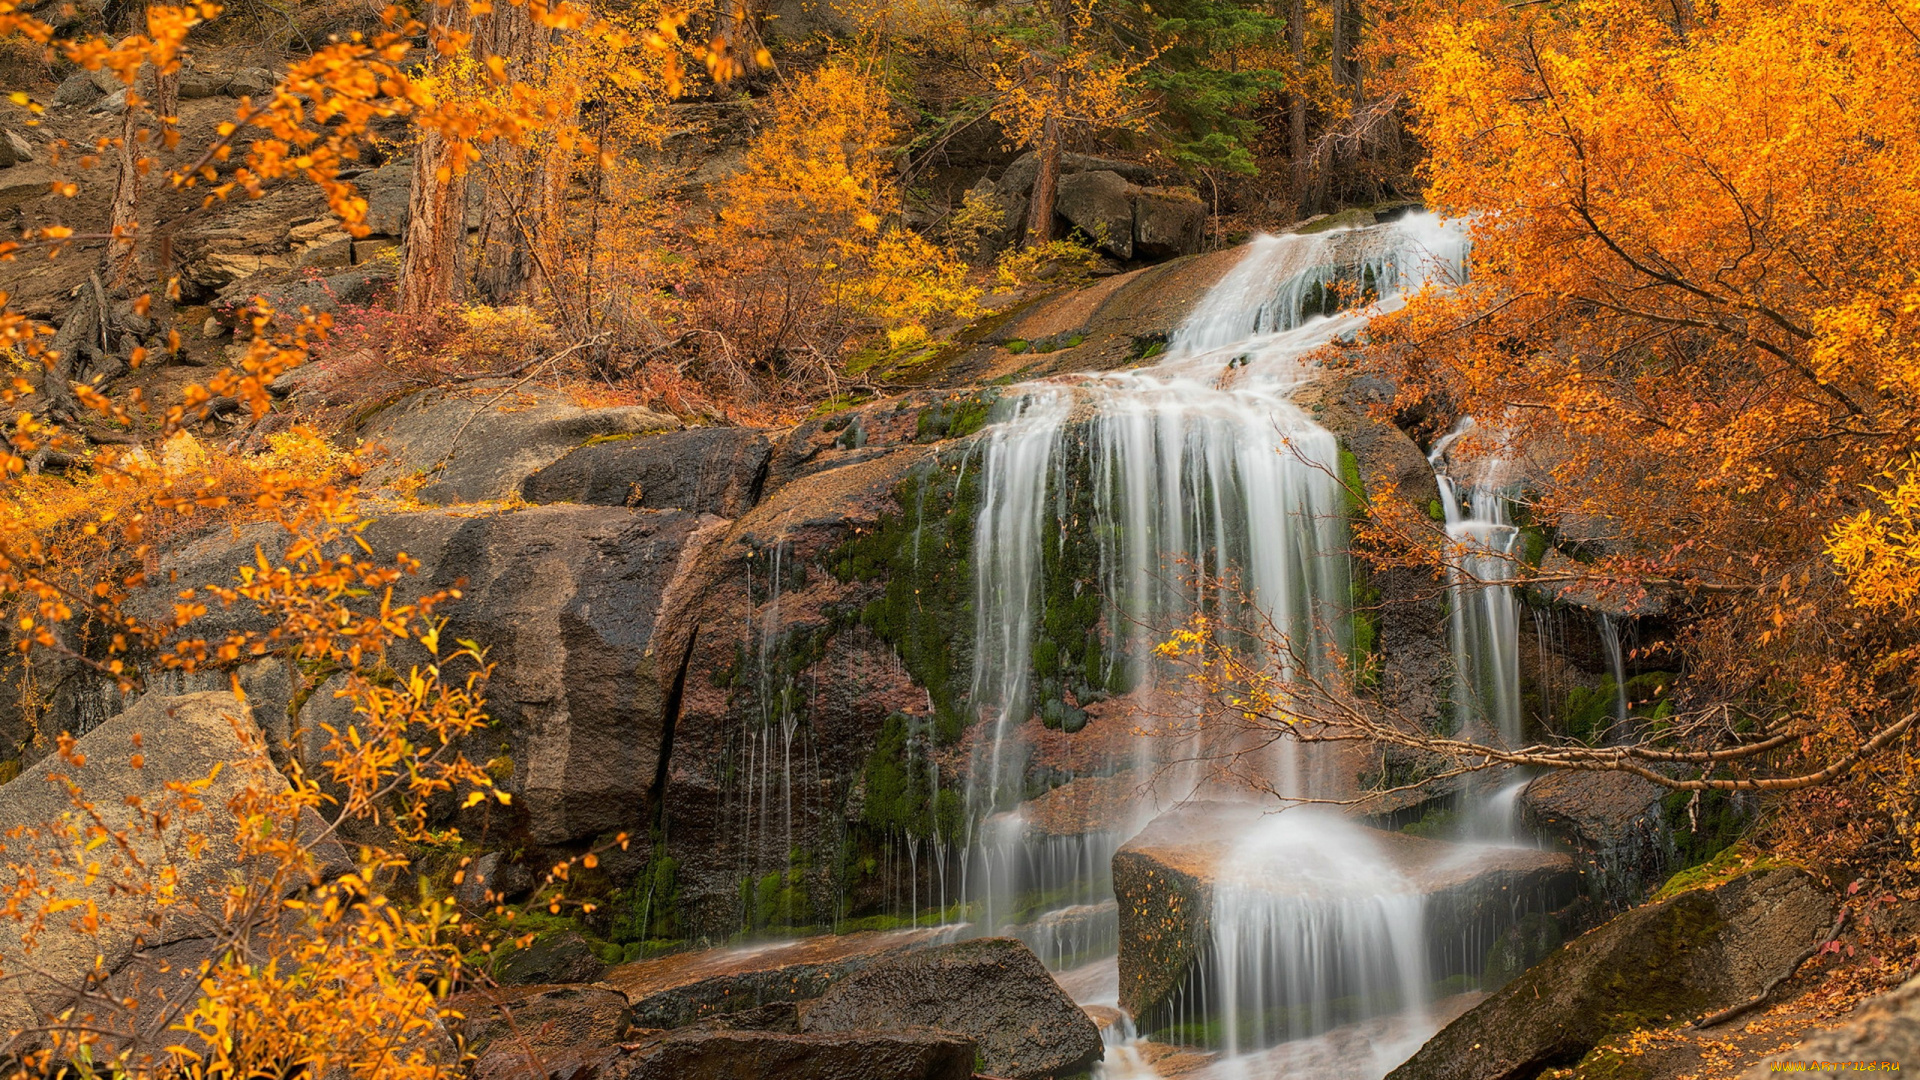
left=981, top=0, right=1157, bottom=246
left=1215, top=0, right=1920, bottom=861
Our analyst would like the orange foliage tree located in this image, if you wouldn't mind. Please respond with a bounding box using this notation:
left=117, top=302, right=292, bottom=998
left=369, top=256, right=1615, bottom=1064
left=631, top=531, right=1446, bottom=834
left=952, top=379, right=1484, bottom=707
left=0, top=0, right=748, bottom=1068
left=1282, top=0, right=1920, bottom=862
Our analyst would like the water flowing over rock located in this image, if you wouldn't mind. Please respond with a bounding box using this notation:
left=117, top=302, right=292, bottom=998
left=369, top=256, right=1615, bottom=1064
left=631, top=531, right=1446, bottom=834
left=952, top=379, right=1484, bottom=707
left=1429, top=419, right=1524, bottom=748
left=1385, top=867, right=1835, bottom=1080
left=603, top=929, right=955, bottom=1029
left=952, top=214, right=1474, bottom=948
left=1113, top=803, right=1579, bottom=1047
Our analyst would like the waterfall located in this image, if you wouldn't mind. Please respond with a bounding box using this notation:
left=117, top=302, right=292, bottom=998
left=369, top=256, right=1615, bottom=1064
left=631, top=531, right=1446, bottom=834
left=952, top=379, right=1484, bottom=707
left=950, top=212, right=1481, bottom=1074
left=1428, top=420, right=1523, bottom=747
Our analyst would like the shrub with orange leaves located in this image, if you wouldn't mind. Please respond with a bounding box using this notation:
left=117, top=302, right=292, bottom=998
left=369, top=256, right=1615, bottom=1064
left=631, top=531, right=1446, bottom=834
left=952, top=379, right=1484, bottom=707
left=692, top=59, right=981, bottom=400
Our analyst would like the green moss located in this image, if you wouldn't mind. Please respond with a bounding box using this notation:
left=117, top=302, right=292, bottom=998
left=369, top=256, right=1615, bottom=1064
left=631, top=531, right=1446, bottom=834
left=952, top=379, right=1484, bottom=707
left=1005, top=339, right=1030, bottom=354
left=915, top=391, right=998, bottom=443
left=1561, top=670, right=1680, bottom=745
left=1130, top=335, right=1168, bottom=361
left=1428, top=499, right=1447, bottom=522
left=829, top=451, right=982, bottom=743
left=1567, top=1038, right=1657, bottom=1080
left=1650, top=838, right=1781, bottom=902
left=808, top=393, right=871, bottom=419
left=860, top=711, right=952, bottom=839
left=583, top=431, right=638, bottom=446
left=1340, top=446, right=1380, bottom=686
left=610, top=842, right=683, bottom=943
left=1026, top=431, right=1126, bottom=737
left=1519, top=524, right=1551, bottom=567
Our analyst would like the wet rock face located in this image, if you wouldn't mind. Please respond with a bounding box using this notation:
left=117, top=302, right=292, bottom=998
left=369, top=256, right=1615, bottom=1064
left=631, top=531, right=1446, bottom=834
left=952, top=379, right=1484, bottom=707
left=1519, top=770, right=1672, bottom=901
left=604, top=929, right=951, bottom=1029
left=799, top=937, right=1105, bottom=1080
left=449, top=984, right=636, bottom=1055
left=522, top=427, right=772, bottom=516
left=1386, top=868, right=1836, bottom=1080
left=658, top=445, right=957, bottom=939
left=495, top=930, right=610, bottom=986
left=1113, top=803, right=1582, bottom=1026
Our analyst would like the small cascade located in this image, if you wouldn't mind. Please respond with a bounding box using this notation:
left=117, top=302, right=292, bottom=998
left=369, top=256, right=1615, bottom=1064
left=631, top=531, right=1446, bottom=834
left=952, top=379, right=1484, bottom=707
left=1093, top=1011, right=1165, bottom=1080
left=1428, top=420, right=1523, bottom=747
left=1207, top=812, right=1431, bottom=1054
left=1598, top=613, right=1630, bottom=742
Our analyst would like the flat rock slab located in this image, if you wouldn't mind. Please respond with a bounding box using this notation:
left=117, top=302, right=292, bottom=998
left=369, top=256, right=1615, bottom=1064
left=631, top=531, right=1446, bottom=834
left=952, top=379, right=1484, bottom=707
left=1387, top=867, right=1836, bottom=1080
left=1114, top=802, right=1579, bottom=1021
left=473, top=1028, right=977, bottom=1080
left=521, top=427, right=772, bottom=517
left=358, top=386, right=679, bottom=504
left=799, top=937, right=1104, bottom=1080
left=448, top=983, right=634, bottom=1055
left=603, top=928, right=954, bottom=1028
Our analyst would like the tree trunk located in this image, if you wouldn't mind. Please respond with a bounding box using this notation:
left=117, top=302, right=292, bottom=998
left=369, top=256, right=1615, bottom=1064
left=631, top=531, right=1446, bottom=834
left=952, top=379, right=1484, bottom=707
left=1289, top=0, right=1309, bottom=213
left=470, top=1, right=554, bottom=305
left=106, top=69, right=144, bottom=285
left=1024, top=113, right=1062, bottom=249
left=399, top=0, right=472, bottom=319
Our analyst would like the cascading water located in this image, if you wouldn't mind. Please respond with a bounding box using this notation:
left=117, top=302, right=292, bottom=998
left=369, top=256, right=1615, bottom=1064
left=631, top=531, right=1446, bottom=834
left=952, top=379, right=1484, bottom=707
left=1428, top=421, right=1523, bottom=747
left=946, top=213, right=1485, bottom=1078
left=1209, top=812, right=1432, bottom=1054
left=1599, top=613, right=1630, bottom=741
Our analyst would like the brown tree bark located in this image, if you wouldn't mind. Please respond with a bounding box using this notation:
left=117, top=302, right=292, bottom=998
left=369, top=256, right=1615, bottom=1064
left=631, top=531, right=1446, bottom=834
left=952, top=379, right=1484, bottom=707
left=400, top=0, right=472, bottom=318
left=1024, top=113, right=1062, bottom=249
left=106, top=72, right=143, bottom=285
left=1289, top=0, right=1309, bottom=214
left=470, top=0, right=555, bottom=305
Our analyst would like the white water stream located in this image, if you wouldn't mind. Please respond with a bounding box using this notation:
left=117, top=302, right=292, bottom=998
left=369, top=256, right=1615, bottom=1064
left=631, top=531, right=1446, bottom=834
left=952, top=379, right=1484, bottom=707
left=950, top=214, right=1495, bottom=1077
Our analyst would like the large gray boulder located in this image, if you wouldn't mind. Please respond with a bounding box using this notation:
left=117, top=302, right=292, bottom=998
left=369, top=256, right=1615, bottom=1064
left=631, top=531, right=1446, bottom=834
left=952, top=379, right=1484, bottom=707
left=0, top=692, right=344, bottom=1036
left=1386, top=867, right=1836, bottom=1080
left=142, top=504, right=731, bottom=848
left=1132, top=187, right=1206, bottom=259
left=342, top=507, right=727, bottom=845
left=353, top=158, right=413, bottom=236
left=1057, top=170, right=1136, bottom=259
left=996, top=151, right=1157, bottom=198
left=357, top=387, right=679, bottom=504
left=521, top=427, right=772, bottom=516
left=1745, top=974, right=1920, bottom=1078
left=799, top=938, right=1104, bottom=1080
